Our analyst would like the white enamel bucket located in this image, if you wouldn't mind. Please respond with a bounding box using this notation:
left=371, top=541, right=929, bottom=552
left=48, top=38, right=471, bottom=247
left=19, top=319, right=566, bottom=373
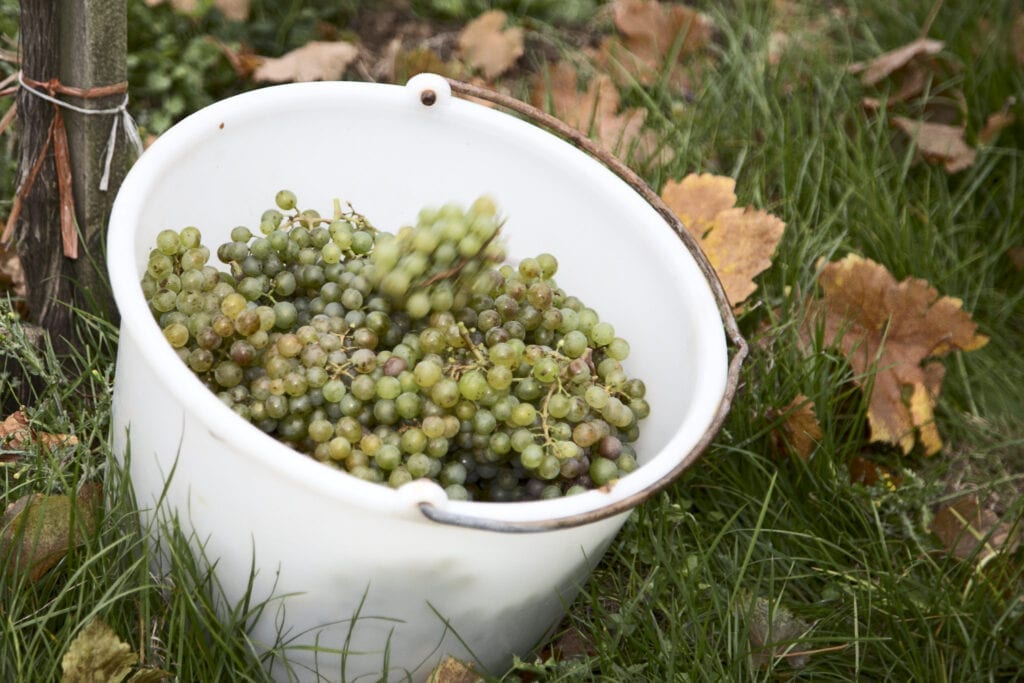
left=107, top=74, right=744, bottom=681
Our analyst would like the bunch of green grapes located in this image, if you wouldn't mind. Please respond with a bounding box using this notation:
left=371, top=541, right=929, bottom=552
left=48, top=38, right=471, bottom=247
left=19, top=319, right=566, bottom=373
left=141, top=191, right=649, bottom=502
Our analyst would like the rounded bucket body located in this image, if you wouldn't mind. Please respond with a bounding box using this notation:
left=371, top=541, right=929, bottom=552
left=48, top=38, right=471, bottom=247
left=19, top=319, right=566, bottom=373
left=107, top=76, right=729, bottom=681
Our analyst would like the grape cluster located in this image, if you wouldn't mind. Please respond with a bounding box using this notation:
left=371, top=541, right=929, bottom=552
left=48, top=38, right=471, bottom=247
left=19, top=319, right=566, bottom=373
left=141, top=192, right=650, bottom=502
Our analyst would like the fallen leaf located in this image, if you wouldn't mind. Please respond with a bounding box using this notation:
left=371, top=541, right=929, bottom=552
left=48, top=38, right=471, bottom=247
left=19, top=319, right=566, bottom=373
left=426, top=655, right=482, bottom=683
left=0, top=409, right=79, bottom=452
left=978, top=110, right=1016, bottom=145
left=206, top=37, right=262, bottom=79
left=144, top=0, right=197, bottom=12
left=214, top=0, right=249, bottom=22
left=660, top=172, right=736, bottom=236
left=891, top=117, right=976, bottom=173
left=931, top=496, right=1021, bottom=562
left=743, top=593, right=813, bottom=669
left=2, top=482, right=102, bottom=582
left=770, top=395, right=823, bottom=459
left=61, top=618, right=136, bottom=683
left=848, top=456, right=901, bottom=489
left=1014, top=10, right=1024, bottom=66
left=61, top=616, right=173, bottom=682
left=457, top=10, right=524, bottom=81
left=532, top=61, right=667, bottom=164
left=811, top=254, right=988, bottom=455
left=660, top=173, right=785, bottom=306
left=849, top=38, right=944, bottom=87
left=253, top=41, right=360, bottom=83
left=0, top=241, right=25, bottom=297
left=598, top=0, right=712, bottom=91
left=1010, top=247, right=1024, bottom=270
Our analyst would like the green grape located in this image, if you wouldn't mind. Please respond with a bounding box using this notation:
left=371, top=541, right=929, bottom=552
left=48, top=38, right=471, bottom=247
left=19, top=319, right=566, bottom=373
left=143, top=191, right=650, bottom=502
left=275, top=189, right=297, bottom=211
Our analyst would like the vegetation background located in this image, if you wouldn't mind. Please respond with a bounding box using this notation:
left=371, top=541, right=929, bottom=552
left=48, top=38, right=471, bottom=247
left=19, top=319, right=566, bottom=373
left=1, top=0, right=1023, bottom=681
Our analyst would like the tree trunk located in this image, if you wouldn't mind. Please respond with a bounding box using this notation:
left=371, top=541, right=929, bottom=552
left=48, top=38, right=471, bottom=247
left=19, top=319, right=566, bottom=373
left=16, top=0, right=74, bottom=350
left=11, top=0, right=128, bottom=351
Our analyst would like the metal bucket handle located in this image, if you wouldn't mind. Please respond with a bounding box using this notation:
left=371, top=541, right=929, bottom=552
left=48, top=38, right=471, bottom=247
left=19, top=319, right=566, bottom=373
left=411, top=76, right=749, bottom=532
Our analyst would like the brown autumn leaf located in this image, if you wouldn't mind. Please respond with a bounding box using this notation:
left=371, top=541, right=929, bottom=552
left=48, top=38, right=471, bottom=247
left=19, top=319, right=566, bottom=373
left=771, top=395, right=823, bottom=459
left=0, top=240, right=25, bottom=297
left=426, top=655, right=483, bottom=683
left=848, top=456, right=902, bottom=488
left=930, top=496, right=1021, bottom=562
left=253, top=41, right=360, bottom=83
left=1, top=409, right=79, bottom=452
left=812, top=254, right=988, bottom=455
left=890, top=117, right=976, bottom=173
left=1010, top=247, right=1024, bottom=270
left=457, top=10, right=524, bottom=81
left=660, top=173, right=785, bottom=307
left=144, top=0, right=247, bottom=19
left=978, top=110, right=1016, bottom=145
left=531, top=61, right=666, bottom=164
left=597, top=0, right=712, bottom=92
left=207, top=37, right=262, bottom=79
left=2, top=482, right=102, bottom=583
left=849, top=38, right=944, bottom=87
left=1013, top=10, right=1024, bottom=66
left=213, top=0, right=249, bottom=22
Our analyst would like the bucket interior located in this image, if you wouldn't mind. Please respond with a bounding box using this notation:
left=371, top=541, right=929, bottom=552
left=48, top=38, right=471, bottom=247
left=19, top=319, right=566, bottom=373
left=108, top=78, right=729, bottom=524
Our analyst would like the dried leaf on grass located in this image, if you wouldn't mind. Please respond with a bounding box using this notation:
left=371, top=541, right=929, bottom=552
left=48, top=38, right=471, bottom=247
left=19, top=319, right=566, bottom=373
left=253, top=41, right=360, bottom=83
left=810, top=254, right=988, bottom=455
left=770, top=395, right=823, bottom=459
left=457, top=10, right=524, bottom=81
left=1, top=409, right=78, bottom=452
left=532, top=61, right=667, bottom=164
left=1, top=482, right=101, bottom=582
left=978, top=110, right=1016, bottom=145
left=598, top=0, right=712, bottom=92
left=890, top=117, right=977, bottom=173
left=426, top=655, right=482, bottom=683
left=930, top=496, right=1021, bottom=562
left=660, top=173, right=785, bottom=307
left=0, top=240, right=25, bottom=297
left=1010, top=247, right=1024, bottom=271
left=144, top=0, right=248, bottom=20
left=849, top=38, right=944, bottom=87
left=743, top=594, right=814, bottom=669
left=848, top=456, right=902, bottom=489
left=61, top=616, right=173, bottom=682
left=1014, top=10, right=1024, bottom=66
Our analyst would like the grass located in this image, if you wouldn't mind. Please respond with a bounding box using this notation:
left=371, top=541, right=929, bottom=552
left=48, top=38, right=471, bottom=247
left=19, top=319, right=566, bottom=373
left=3, top=0, right=1024, bottom=680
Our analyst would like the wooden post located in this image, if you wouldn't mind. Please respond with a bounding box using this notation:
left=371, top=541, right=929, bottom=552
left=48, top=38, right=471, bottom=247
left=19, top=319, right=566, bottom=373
left=9, top=0, right=127, bottom=350
left=59, top=0, right=127, bottom=326
left=14, top=1, right=74, bottom=349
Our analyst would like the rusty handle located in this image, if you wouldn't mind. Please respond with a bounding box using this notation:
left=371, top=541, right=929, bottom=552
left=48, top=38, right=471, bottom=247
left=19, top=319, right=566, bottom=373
left=414, top=78, right=748, bottom=533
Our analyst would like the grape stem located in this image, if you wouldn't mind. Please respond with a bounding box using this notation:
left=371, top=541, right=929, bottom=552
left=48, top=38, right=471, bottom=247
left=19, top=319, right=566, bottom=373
left=457, top=321, right=487, bottom=365
left=419, top=222, right=505, bottom=287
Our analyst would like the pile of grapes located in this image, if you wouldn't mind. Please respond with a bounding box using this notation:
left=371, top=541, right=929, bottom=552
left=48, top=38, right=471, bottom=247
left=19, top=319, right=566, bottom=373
left=141, top=192, right=650, bottom=501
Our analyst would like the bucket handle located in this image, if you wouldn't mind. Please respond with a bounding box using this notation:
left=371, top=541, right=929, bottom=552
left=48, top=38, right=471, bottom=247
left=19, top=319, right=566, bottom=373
left=411, top=77, right=749, bottom=533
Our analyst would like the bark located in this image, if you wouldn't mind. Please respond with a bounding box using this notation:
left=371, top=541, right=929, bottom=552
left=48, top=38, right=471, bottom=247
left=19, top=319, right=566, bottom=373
left=16, top=0, right=74, bottom=350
